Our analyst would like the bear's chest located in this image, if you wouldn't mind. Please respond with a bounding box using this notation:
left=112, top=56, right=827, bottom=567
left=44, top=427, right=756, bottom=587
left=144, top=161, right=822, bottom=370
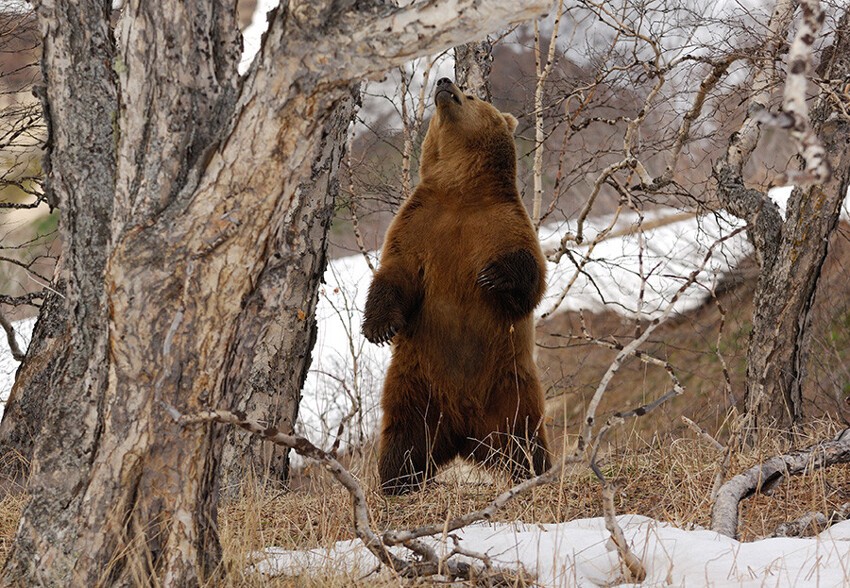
left=420, top=206, right=500, bottom=275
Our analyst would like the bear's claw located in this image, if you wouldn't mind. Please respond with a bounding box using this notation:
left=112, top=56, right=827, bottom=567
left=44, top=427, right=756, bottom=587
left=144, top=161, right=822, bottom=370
left=477, top=264, right=508, bottom=291
left=362, top=318, right=401, bottom=345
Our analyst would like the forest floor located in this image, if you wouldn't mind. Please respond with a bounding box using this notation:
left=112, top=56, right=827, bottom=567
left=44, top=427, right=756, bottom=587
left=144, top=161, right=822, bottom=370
left=198, top=219, right=850, bottom=585
left=1, top=229, right=850, bottom=585
left=210, top=415, right=850, bottom=586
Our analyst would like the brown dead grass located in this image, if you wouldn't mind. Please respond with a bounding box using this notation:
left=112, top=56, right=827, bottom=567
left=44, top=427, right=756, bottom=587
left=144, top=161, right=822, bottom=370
left=0, top=419, right=848, bottom=586
left=210, top=416, right=850, bottom=586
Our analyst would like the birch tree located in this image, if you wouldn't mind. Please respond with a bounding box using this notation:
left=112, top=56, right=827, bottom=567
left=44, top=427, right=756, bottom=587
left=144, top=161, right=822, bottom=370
left=0, top=1, right=551, bottom=585
left=531, top=0, right=849, bottom=435
left=716, top=0, right=850, bottom=433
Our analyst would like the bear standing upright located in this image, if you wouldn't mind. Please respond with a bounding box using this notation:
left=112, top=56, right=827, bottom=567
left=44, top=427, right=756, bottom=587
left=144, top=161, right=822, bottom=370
left=362, top=78, right=551, bottom=494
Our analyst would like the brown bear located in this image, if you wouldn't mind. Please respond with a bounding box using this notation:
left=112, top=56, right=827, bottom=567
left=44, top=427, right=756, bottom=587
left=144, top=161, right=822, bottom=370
left=362, top=77, right=551, bottom=494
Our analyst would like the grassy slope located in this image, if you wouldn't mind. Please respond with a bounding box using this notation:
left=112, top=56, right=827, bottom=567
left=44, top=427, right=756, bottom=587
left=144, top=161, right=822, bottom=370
left=538, top=223, right=850, bottom=441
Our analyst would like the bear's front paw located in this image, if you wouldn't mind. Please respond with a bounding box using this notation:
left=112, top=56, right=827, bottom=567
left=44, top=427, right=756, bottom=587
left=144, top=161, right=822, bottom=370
left=362, top=310, right=405, bottom=345
left=476, top=262, right=512, bottom=291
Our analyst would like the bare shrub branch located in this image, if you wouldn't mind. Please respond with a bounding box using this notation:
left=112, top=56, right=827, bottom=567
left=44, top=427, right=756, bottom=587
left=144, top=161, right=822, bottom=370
left=712, top=428, right=850, bottom=539
left=0, top=308, right=25, bottom=361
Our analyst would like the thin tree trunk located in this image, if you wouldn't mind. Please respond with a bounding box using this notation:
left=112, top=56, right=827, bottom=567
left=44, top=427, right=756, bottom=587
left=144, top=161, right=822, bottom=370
left=454, top=39, right=493, bottom=101
left=714, top=3, right=850, bottom=433
left=2, top=1, right=552, bottom=585
left=743, top=8, right=850, bottom=430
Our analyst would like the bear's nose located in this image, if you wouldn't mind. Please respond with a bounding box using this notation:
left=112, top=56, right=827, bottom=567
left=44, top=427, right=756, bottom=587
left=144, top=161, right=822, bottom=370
left=436, top=77, right=453, bottom=87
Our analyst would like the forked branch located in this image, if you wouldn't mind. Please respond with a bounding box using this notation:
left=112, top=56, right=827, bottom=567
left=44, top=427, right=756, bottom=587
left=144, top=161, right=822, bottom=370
left=711, top=428, right=850, bottom=539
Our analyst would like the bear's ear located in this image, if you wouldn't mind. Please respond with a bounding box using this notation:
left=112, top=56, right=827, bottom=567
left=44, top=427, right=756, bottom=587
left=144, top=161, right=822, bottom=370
left=502, top=113, right=518, bottom=133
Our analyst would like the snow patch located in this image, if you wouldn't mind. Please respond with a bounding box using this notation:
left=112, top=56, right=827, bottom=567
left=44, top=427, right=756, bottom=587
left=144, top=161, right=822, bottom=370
left=249, top=516, right=850, bottom=587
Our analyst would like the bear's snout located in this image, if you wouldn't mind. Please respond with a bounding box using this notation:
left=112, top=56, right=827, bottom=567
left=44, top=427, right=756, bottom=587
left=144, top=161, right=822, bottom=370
left=435, top=78, right=461, bottom=107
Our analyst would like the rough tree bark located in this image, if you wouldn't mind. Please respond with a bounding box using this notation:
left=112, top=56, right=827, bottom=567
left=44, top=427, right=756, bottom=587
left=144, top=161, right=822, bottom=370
left=217, top=91, right=359, bottom=498
left=454, top=39, right=493, bottom=101
left=716, top=3, right=850, bottom=433
left=1, top=1, right=552, bottom=586
left=0, top=283, right=67, bottom=494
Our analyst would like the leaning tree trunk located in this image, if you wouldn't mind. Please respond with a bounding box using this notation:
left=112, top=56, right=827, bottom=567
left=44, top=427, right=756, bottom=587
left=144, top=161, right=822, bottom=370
left=743, top=8, right=850, bottom=431
left=1, top=1, right=552, bottom=585
left=715, top=4, right=850, bottom=434
left=218, top=92, right=358, bottom=497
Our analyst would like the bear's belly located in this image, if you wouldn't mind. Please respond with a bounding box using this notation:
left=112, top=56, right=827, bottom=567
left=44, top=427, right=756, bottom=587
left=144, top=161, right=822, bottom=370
left=405, top=298, right=522, bottom=387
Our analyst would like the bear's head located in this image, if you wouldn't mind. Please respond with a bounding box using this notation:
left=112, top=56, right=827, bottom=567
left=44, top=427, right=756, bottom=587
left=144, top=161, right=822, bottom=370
left=419, top=78, right=518, bottom=190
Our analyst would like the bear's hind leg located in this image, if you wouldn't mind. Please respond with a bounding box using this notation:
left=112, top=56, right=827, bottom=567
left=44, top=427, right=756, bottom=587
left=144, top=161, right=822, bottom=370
left=465, top=378, right=551, bottom=482
left=378, top=389, right=460, bottom=494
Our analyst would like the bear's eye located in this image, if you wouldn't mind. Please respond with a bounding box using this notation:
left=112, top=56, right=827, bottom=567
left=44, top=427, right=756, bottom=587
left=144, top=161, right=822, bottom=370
left=465, top=95, right=474, bottom=100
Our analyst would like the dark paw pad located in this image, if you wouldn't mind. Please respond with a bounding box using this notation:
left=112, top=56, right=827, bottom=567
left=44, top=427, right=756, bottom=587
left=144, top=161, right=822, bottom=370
left=476, top=263, right=511, bottom=291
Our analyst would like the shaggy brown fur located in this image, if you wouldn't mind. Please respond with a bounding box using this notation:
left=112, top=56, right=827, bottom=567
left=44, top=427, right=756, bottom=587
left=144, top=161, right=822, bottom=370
left=362, top=78, right=551, bottom=494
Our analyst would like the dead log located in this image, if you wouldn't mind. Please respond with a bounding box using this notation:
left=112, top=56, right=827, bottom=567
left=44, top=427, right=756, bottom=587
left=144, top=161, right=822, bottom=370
left=711, top=429, right=850, bottom=539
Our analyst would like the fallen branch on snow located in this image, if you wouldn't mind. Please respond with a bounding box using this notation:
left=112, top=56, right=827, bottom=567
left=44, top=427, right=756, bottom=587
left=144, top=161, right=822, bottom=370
left=772, top=502, right=850, bottom=538
left=170, top=405, right=528, bottom=583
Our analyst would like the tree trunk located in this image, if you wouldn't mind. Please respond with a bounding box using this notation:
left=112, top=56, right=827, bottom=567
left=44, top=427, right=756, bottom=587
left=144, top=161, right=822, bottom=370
left=0, top=281, right=67, bottom=495
left=218, top=91, right=358, bottom=498
left=1, top=1, right=552, bottom=585
left=743, top=9, right=850, bottom=431
left=454, top=39, right=493, bottom=101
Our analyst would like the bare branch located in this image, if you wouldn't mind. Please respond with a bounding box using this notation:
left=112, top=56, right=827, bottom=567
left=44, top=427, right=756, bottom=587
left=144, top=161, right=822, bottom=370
left=579, top=226, right=747, bottom=450
left=773, top=503, right=850, bottom=537
left=723, top=0, right=798, bottom=177
left=576, top=313, right=685, bottom=396
left=177, top=406, right=533, bottom=582
left=0, top=308, right=26, bottom=361
left=712, top=429, right=850, bottom=539
left=601, top=482, right=646, bottom=582
left=303, top=1, right=555, bottom=84
left=174, top=407, right=407, bottom=572
left=543, top=205, right=622, bottom=316
left=0, top=291, right=45, bottom=307
left=681, top=416, right=724, bottom=452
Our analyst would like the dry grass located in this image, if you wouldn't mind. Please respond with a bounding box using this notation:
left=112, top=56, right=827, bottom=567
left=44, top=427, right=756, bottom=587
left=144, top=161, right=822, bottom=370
left=0, top=418, right=848, bottom=586
left=208, top=417, right=850, bottom=586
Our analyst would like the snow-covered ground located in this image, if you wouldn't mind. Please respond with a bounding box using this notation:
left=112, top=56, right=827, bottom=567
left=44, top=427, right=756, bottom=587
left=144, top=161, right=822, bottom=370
left=252, top=516, right=850, bottom=587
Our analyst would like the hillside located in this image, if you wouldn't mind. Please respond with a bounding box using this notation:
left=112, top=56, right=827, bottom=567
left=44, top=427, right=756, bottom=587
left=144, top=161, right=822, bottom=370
left=537, top=222, right=850, bottom=442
